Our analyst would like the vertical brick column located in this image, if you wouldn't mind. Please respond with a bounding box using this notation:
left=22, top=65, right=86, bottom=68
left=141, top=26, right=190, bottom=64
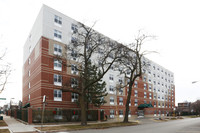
left=8, top=110, right=11, bottom=116
left=98, top=110, right=100, bottom=121
left=14, top=110, right=17, bottom=119
left=28, top=107, right=32, bottom=124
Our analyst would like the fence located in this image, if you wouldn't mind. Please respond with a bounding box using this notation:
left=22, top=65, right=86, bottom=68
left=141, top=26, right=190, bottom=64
left=8, top=108, right=98, bottom=124
left=32, top=109, right=98, bottom=123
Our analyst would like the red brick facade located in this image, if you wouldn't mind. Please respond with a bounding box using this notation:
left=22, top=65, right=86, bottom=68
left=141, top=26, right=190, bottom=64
left=23, top=37, right=175, bottom=118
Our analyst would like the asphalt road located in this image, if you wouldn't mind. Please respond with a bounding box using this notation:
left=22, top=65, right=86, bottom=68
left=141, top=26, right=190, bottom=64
left=69, top=118, right=200, bottom=133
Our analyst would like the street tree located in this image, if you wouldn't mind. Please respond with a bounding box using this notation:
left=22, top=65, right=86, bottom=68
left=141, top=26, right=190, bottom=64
left=0, top=49, right=11, bottom=94
left=57, top=22, right=122, bottom=126
left=119, top=32, right=155, bottom=123
left=191, top=100, right=200, bottom=115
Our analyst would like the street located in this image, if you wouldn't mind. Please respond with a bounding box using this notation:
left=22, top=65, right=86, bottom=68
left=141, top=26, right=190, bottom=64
left=69, top=118, right=200, bottom=133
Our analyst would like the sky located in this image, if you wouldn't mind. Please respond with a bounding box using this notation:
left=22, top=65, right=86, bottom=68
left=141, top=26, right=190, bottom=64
left=0, top=0, right=200, bottom=106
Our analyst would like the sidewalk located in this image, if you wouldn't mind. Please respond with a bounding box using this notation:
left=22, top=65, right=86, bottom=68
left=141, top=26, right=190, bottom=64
left=2, top=115, right=36, bottom=133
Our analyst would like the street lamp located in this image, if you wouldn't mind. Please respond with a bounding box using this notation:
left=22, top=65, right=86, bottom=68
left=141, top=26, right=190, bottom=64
left=10, top=98, right=15, bottom=109
left=192, top=81, right=200, bottom=84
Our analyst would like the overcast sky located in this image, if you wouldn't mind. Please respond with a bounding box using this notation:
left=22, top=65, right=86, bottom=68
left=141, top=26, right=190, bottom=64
left=0, top=0, right=200, bottom=106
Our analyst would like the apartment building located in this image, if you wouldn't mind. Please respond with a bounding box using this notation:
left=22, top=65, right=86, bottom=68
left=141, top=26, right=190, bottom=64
left=22, top=5, right=175, bottom=120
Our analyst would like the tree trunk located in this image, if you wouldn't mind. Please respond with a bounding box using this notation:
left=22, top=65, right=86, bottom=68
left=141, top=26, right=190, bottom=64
left=80, top=95, right=87, bottom=126
left=123, top=82, right=133, bottom=123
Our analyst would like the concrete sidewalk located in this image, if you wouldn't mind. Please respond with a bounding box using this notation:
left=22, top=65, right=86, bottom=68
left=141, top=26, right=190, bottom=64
left=2, top=115, right=36, bottom=133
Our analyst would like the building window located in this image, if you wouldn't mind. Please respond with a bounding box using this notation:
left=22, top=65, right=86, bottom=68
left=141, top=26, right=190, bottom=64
left=134, top=81, right=138, bottom=88
left=119, top=88, right=123, bottom=95
left=134, top=90, right=138, bottom=97
left=54, top=29, right=62, bottom=39
left=71, top=64, right=78, bottom=75
left=162, top=103, right=164, bottom=108
left=144, top=100, right=147, bottom=104
left=110, top=110, right=115, bottom=118
left=149, top=93, right=152, bottom=99
left=168, top=86, right=171, bottom=89
left=144, top=83, right=147, bottom=90
left=71, top=37, right=78, bottom=44
left=28, top=58, right=31, bottom=65
left=71, top=49, right=77, bottom=60
left=71, top=93, right=78, bottom=102
left=71, top=24, right=78, bottom=33
left=162, top=83, right=164, bottom=87
left=143, top=76, right=146, bottom=82
left=28, top=94, right=30, bottom=101
left=154, top=101, right=157, bottom=107
left=119, top=110, right=123, bottom=117
left=153, top=87, right=156, bottom=92
left=28, top=82, right=30, bottom=89
left=149, top=85, right=152, bottom=91
left=54, top=108, right=63, bottom=119
left=29, top=46, right=31, bottom=53
left=71, top=78, right=78, bottom=88
left=119, top=97, right=123, bottom=105
left=54, top=44, right=62, bottom=56
left=149, top=78, right=151, bottom=83
left=109, top=74, right=114, bottom=81
left=153, top=81, right=156, bottom=85
left=119, top=77, right=123, bottom=84
left=109, top=85, right=114, bottom=94
left=54, top=89, right=62, bottom=101
left=134, top=99, right=138, bottom=106
left=54, top=74, right=62, bottom=86
left=110, top=97, right=114, bottom=105
left=54, top=15, right=62, bottom=25
left=144, top=92, right=147, bottom=98
left=28, top=70, right=30, bottom=77
left=128, top=110, right=131, bottom=117
left=154, top=110, right=157, bottom=116
left=126, top=70, right=131, bottom=76
left=154, top=94, right=156, bottom=99
left=54, top=59, right=62, bottom=71
left=143, top=69, right=146, bottom=73
left=148, top=71, right=151, bottom=74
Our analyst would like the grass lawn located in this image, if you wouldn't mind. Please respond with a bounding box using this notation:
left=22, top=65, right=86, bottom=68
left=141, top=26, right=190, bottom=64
left=188, top=115, right=200, bottom=118
left=0, top=129, right=10, bottom=133
left=36, top=122, right=138, bottom=131
left=0, top=120, right=8, bottom=127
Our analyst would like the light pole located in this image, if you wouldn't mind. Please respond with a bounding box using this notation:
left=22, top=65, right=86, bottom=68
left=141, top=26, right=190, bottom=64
left=10, top=98, right=15, bottom=110
left=192, top=80, right=200, bottom=84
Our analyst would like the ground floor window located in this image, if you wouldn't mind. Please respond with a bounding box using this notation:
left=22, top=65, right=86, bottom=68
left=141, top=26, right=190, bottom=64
left=119, top=110, right=123, bottom=117
left=110, top=110, right=115, bottom=118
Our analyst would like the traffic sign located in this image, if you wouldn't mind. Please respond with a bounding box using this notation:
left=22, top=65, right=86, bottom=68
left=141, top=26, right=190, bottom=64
left=0, top=98, right=6, bottom=100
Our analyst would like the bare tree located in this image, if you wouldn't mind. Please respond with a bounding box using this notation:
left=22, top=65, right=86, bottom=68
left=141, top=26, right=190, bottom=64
left=118, top=31, right=155, bottom=123
left=0, top=50, right=11, bottom=94
left=191, top=100, right=200, bottom=115
left=57, top=22, right=122, bottom=126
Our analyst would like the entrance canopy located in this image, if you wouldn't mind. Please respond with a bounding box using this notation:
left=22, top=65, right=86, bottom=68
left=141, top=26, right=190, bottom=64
left=23, top=103, right=30, bottom=108
left=138, top=103, right=153, bottom=109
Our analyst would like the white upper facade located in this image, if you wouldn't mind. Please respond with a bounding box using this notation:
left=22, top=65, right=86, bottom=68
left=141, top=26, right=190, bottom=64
left=23, top=5, right=174, bottom=102
left=23, top=5, right=79, bottom=63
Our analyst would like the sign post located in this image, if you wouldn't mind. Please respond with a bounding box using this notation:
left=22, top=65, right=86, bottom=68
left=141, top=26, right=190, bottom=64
left=0, top=98, right=6, bottom=100
left=41, top=95, right=46, bottom=131
left=0, top=98, right=6, bottom=119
